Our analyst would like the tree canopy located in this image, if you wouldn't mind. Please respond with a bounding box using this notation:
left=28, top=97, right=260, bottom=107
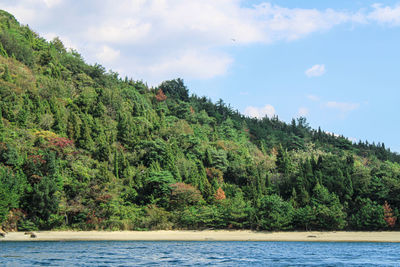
left=0, top=10, right=399, bottom=231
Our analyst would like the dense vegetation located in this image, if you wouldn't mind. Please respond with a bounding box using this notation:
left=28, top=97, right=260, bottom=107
left=0, top=10, right=399, bottom=231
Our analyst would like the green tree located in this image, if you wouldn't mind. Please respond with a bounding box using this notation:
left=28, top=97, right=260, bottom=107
left=256, top=194, right=294, bottom=230
left=349, top=198, right=386, bottom=230
left=0, top=168, right=26, bottom=224
left=139, top=171, right=176, bottom=207
left=310, top=183, right=346, bottom=230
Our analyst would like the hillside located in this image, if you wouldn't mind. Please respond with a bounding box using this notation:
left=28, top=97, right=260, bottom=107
left=0, top=10, right=399, bottom=231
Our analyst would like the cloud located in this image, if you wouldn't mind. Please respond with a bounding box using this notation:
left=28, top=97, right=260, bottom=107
left=368, top=3, right=400, bottom=26
left=1, top=0, right=369, bottom=84
left=87, top=19, right=152, bottom=45
left=325, top=101, right=360, bottom=112
left=42, top=32, right=78, bottom=50
left=307, top=95, right=359, bottom=116
left=2, top=1, right=400, bottom=84
left=305, top=64, right=326, bottom=77
left=96, top=45, right=120, bottom=63
left=297, top=107, right=309, bottom=117
left=244, top=105, right=276, bottom=119
left=253, top=3, right=361, bottom=42
left=42, top=0, right=62, bottom=8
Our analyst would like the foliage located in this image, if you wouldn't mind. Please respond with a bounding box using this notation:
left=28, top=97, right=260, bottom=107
left=0, top=9, right=400, bottom=231
left=383, top=201, right=396, bottom=228
left=256, top=194, right=294, bottom=230
left=170, top=182, right=203, bottom=208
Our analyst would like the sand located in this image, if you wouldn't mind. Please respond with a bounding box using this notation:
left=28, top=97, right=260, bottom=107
left=1, top=230, right=400, bottom=242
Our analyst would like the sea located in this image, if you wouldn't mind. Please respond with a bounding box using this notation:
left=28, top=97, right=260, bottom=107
left=1, top=241, right=399, bottom=266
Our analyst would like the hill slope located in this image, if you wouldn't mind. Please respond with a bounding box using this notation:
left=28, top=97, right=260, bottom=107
left=0, top=10, right=399, bottom=231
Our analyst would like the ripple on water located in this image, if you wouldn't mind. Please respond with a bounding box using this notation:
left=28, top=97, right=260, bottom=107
left=1, top=241, right=400, bottom=266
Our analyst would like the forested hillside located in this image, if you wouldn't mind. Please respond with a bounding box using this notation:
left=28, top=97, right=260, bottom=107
left=1, top=10, right=399, bottom=231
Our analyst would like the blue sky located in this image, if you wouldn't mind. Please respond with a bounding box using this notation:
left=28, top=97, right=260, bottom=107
left=2, top=0, right=400, bottom=152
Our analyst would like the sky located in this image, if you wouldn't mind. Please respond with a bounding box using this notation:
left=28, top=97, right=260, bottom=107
left=2, top=0, right=400, bottom=152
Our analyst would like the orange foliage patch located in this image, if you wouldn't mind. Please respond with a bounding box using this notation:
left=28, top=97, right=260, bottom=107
left=383, top=201, right=397, bottom=228
left=155, top=89, right=167, bottom=101
left=214, top=187, right=226, bottom=200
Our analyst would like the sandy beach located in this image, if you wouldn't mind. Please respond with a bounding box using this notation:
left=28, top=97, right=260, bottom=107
left=1, top=230, right=400, bottom=242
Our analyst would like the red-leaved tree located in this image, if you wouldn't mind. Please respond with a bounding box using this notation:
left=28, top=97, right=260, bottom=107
left=383, top=201, right=397, bottom=228
left=170, top=182, right=203, bottom=207
left=214, top=187, right=226, bottom=201
left=155, top=89, right=167, bottom=101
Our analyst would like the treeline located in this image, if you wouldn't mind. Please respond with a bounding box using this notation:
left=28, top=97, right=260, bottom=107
left=0, top=10, right=399, bottom=232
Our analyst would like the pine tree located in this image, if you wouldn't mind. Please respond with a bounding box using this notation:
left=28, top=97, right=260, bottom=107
left=114, top=148, right=119, bottom=179
left=276, top=144, right=290, bottom=175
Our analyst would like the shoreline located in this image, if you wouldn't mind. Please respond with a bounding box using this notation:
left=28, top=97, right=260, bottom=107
left=1, top=230, right=400, bottom=242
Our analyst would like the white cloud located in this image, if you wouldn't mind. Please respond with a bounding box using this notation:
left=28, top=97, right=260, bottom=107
left=42, top=0, right=62, bottom=8
left=297, top=107, right=309, bottom=117
left=96, top=45, right=120, bottom=63
left=325, top=101, right=360, bottom=112
left=244, top=105, right=276, bottom=119
left=1, top=0, right=368, bottom=83
left=87, top=19, right=152, bottom=45
left=305, top=64, right=326, bottom=77
left=2, top=1, right=400, bottom=83
left=368, top=3, right=400, bottom=25
left=42, top=32, right=78, bottom=50
left=139, top=49, right=233, bottom=80
left=253, top=3, right=359, bottom=42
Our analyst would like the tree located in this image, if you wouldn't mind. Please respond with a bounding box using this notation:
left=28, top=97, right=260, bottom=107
left=139, top=171, right=176, bottom=207
left=158, top=78, right=189, bottom=101
left=293, top=205, right=316, bottom=231
left=276, top=144, right=290, bottom=175
left=383, top=201, right=396, bottom=228
left=155, top=89, right=167, bottom=101
left=219, top=191, right=249, bottom=228
left=349, top=198, right=386, bottom=230
left=51, top=37, right=66, bottom=53
left=23, top=175, right=59, bottom=228
left=0, top=168, right=26, bottom=225
left=310, top=183, right=346, bottom=230
left=214, top=187, right=226, bottom=201
left=169, top=182, right=203, bottom=208
left=256, top=194, right=294, bottom=230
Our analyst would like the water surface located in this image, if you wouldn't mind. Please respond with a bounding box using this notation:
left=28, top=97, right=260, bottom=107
left=1, top=241, right=399, bottom=266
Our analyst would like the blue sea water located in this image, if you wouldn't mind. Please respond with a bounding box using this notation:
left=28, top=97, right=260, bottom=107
left=0, top=241, right=399, bottom=266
